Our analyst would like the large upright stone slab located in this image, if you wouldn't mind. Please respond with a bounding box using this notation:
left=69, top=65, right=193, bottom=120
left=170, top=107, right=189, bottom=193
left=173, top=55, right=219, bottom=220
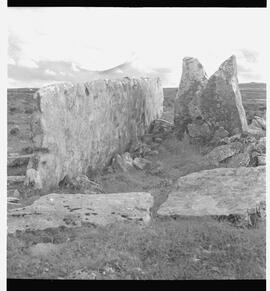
left=157, top=166, right=265, bottom=217
left=200, top=55, right=248, bottom=134
left=174, top=57, right=208, bottom=139
left=26, top=78, right=163, bottom=190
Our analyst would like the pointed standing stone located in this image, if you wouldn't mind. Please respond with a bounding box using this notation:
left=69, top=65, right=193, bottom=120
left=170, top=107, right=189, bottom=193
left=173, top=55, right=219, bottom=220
left=174, top=57, right=208, bottom=139
left=200, top=55, right=248, bottom=135
left=174, top=55, right=249, bottom=143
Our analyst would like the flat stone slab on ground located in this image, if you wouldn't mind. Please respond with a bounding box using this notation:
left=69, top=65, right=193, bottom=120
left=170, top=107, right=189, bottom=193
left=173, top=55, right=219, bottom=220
left=7, top=192, right=153, bottom=234
left=157, top=166, right=265, bottom=217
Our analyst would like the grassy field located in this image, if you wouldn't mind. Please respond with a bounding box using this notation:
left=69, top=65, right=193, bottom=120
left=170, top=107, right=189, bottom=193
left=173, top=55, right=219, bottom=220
left=7, top=217, right=265, bottom=279
left=7, top=83, right=266, bottom=279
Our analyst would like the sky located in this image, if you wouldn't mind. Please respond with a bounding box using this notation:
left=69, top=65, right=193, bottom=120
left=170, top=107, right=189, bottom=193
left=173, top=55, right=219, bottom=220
left=8, top=8, right=268, bottom=88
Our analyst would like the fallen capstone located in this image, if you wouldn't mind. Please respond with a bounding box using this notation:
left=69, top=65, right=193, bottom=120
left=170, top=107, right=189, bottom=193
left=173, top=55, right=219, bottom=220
left=174, top=57, right=208, bottom=139
left=26, top=78, right=163, bottom=190
left=157, top=166, right=265, bottom=217
left=7, top=192, right=153, bottom=234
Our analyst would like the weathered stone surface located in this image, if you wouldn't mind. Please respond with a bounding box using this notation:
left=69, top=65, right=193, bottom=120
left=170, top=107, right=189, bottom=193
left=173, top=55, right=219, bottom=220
left=28, top=243, right=61, bottom=257
left=174, top=57, right=208, bottom=139
left=251, top=116, right=266, bottom=130
left=112, top=152, right=134, bottom=172
left=26, top=78, right=163, bottom=190
left=25, top=168, right=42, bottom=189
left=149, top=119, right=174, bottom=134
left=245, top=127, right=266, bottom=138
left=200, top=55, right=248, bottom=135
left=187, top=122, right=211, bottom=139
left=228, top=133, right=242, bottom=143
left=7, top=192, right=154, bottom=234
left=256, top=137, right=266, bottom=154
left=257, top=155, right=266, bottom=166
left=13, top=189, right=21, bottom=198
left=210, top=127, right=229, bottom=145
left=203, top=142, right=243, bottom=166
left=225, top=152, right=250, bottom=168
left=247, top=116, right=266, bottom=137
left=133, top=157, right=152, bottom=170
left=8, top=197, right=20, bottom=204
left=157, top=166, right=265, bottom=217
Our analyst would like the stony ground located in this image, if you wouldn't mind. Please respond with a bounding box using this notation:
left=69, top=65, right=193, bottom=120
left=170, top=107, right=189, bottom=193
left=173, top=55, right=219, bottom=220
left=7, top=85, right=266, bottom=279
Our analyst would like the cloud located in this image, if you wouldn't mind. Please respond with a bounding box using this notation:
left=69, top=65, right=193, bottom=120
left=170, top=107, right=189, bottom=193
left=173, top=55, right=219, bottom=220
left=240, top=49, right=259, bottom=63
left=17, top=59, right=39, bottom=68
left=44, top=69, right=57, bottom=76
left=7, top=8, right=266, bottom=88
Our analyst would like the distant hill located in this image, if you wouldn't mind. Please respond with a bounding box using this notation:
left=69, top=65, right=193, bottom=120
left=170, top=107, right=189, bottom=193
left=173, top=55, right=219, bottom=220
left=239, top=82, right=266, bottom=90
left=163, top=82, right=266, bottom=102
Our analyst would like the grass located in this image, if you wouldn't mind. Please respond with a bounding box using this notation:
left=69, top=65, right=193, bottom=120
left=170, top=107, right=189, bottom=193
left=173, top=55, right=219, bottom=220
left=7, top=217, right=265, bottom=280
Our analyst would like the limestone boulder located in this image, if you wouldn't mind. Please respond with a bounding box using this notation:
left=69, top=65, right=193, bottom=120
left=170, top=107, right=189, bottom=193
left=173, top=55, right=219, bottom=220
left=256, top=137, right=266, bottom=154
left=174, top=57, right=208, bottom=139
left=26, top=78, right=163, bottom=191
left=112, top=152, right=134, bottom=172
left=203, top=142, right=243, bottom=166
left=225, top=152, right=250, bottom=168
left=247, top=117, right=266, bottom=137
left=157, top=166, right=265, bottom=217
left=7, top=192, right=154, bottom=234
left=251, top=116, right=266, bottom=131
left=210, top=127, right=230, bottom=145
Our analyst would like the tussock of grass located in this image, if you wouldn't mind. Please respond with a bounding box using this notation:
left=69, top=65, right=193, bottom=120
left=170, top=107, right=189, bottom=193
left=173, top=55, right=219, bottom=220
left=7, top=218, right=265, bottom=280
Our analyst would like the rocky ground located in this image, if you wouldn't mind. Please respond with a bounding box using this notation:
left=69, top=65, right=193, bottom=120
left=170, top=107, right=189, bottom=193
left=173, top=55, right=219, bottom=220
left=7, top=84, right=266, bottom=279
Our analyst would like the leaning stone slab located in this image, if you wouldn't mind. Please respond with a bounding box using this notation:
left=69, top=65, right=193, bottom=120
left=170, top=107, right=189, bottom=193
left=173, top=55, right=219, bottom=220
left=26, top=78, right=163, bottom=190
left=200, top=55, right=248, bottom=135
left=7, top=192, right=153, bottom=234
left=157, top=166, right=265, bottom=217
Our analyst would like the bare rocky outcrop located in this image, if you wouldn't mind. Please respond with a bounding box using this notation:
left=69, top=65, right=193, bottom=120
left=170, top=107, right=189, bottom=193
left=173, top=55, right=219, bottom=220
left=157, top=166, right=265, bottom=217
left=7, top=192, right=154, bottom=234
left=26, top=78, right=163, bottom=191
left=174, top=55, right=249, bottom=143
